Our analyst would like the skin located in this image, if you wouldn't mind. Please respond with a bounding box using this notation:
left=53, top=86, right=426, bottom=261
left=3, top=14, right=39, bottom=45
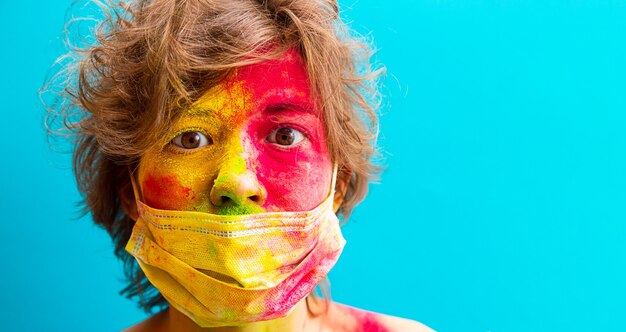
left=136, top=49, right=332, bottom=215
left=124, top=50, right=433, bottom=332
left=125, top=300, right=435, bottom=332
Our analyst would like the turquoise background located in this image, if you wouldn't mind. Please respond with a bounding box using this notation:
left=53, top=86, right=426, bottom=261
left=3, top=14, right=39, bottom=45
left=2, top=0, right=626, bottom=331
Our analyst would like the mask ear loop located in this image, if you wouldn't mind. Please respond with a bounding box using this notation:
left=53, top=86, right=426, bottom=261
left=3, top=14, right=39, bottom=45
left=306, top=164, right=338, bottom=317
left=128, top=167, right=144, bottom=204
left=330, top=163, right=338, bottom=197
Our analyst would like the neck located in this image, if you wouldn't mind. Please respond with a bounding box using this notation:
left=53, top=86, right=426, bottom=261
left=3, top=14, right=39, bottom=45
left=164, top=297, right=320, bottom=332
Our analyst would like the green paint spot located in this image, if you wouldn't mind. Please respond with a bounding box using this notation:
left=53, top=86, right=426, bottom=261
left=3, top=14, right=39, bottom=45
left=206, top=241, right=217, bottom=257
left=217, top=203, right=265, bottom=216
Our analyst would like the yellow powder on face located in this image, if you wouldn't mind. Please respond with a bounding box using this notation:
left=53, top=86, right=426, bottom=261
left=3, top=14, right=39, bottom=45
left=138, top=78, right=265, bottom=215
left=188, top=80, right=251, bottom=127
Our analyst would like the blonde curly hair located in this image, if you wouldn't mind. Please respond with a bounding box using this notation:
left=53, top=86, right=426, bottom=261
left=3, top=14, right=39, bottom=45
left=45, top=0, right=382, bottom=312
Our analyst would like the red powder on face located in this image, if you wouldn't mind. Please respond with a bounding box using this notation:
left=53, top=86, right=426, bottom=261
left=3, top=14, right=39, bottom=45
left=233, top=49, right=333, bottom=211
left=253, top=134, right=331, bottom=211
left=141, top=174, right=195, bottom=210
left=140, top=50, right=332, bottom=213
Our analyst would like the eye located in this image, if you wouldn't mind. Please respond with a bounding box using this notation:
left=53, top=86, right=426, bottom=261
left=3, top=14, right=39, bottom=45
left=266, top=127, right=305, bottom=146
left=171, top=131, right=212, bottom=150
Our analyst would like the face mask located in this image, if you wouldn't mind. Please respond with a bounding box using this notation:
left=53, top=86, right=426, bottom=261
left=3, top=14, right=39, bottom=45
left=125, top=166, right=345, bottom=327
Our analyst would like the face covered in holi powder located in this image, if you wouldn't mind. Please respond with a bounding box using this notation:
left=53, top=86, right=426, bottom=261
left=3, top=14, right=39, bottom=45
left=137, top=50, right=333, bottom=215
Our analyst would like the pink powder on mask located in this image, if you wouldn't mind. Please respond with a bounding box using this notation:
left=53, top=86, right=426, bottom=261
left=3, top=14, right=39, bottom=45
left=262, top=236, right=341, bottom=317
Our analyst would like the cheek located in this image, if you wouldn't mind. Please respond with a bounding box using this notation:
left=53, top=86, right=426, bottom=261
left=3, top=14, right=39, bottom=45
left=140, top=173, right=197, bottom=210
left=138, top=148, right=222, bottom=212
left=260, top=157, right=331, bottom=211
left=247, top=133, right=332, bottom=212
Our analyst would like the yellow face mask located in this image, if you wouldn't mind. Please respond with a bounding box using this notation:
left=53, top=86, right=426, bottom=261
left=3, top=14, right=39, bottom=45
left=125, top=166, right=345, bottom=327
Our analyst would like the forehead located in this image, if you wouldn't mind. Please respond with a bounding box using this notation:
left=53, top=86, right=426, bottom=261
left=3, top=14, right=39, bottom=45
left=186, top=50, right=314, bottom=123
left=234, top=50, right=311, bottom=102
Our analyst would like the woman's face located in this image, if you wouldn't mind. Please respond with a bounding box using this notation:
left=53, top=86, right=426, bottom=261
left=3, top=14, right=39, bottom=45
left=137, top=50, right=333, bottom=214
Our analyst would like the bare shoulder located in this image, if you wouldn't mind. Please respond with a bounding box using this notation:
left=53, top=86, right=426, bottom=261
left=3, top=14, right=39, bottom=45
left=122, top=310, right=167, bottom=332
left=323, top=301, right=435, bottom=332
left=376, top=313, right=435, bottom=332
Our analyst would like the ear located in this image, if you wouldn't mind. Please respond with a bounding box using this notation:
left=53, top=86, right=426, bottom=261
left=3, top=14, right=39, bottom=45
left=333, top=167, right=352, bottom=213
left=119, top=176, right=139, bottom=221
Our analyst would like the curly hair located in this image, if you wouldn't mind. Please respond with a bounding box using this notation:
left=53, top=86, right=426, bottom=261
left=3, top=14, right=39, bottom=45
left=44, top=0, right=383, bottom=313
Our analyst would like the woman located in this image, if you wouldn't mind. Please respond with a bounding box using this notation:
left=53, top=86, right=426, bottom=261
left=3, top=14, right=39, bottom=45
left=49, top=0, right=434, bottom=330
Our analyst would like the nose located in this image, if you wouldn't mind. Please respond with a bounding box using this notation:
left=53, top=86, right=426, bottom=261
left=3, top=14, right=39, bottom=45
left=209, top=155, right=266, bottom=208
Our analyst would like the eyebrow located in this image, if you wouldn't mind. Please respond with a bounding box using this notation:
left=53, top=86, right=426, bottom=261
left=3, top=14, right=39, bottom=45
left=186, top=106, right=217, bottom=117
left=264, top=101, right=315, bottom=115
